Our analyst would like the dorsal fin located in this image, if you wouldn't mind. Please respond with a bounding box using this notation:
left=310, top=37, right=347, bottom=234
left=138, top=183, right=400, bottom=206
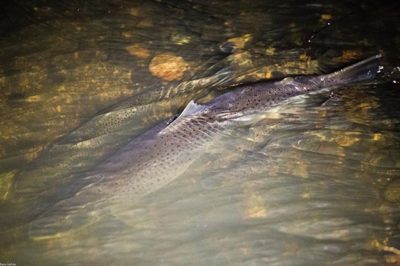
left=158, top=100, right=208, bottom=135
left=180, top=100, right=207, bottom=117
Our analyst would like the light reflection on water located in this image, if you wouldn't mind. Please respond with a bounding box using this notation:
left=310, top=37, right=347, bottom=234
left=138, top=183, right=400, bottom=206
left=0, top=0, right=399, bottom=265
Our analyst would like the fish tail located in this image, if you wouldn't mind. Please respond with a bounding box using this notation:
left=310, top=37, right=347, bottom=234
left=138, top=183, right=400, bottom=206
left=320, top=54, right=382, bottom=87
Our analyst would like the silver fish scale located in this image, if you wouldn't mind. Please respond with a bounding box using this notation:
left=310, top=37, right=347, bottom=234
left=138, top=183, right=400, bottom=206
left=206, top=79, right=316, bottom=118
left=125, top=117, right=225, bottom=197
left=79, top=114, right=227, bottom=199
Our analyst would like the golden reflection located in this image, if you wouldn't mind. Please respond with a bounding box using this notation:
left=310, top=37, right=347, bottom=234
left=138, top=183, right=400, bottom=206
left=334, top=133, right=360, bottom=147
left=341, top=50, right=364, bottom=61
left=371, top=239, right=400, bottom=264
left=320, top=13, right=333, bottom=21
left=226, top=34, right=253, bottom=50
left=372, top=133, right=384, bottom=142
left=170, top=34, right=192, bottom=45
left=126, top=44, right=150, bottom=59
left=230, top=51, right=254, bottom=69
left=149, top=53, right=189, bottom=81
left=265, top=46, right=276, bottom=55
left=332, top=50, right=364, bottom=63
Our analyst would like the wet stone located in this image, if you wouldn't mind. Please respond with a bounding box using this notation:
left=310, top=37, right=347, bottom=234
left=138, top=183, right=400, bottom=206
left=148, top=53, right=189, bottom=81
left=125, top=44, right=150, bottom=59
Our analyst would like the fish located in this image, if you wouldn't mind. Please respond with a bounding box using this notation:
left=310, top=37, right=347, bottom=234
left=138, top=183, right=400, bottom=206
left=24, top=54, right=382, bottom=238
left=71, top=54, right=382, bottom=201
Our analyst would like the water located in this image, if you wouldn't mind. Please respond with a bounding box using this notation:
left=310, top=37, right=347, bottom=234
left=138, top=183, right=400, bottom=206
left=1, top=0, right=399, bottom=265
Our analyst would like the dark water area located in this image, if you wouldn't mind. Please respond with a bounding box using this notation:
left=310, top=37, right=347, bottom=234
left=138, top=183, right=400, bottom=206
left=0, top=0, right=399, bottom=265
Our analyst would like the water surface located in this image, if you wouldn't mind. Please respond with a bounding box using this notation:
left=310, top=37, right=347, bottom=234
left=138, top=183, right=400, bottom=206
left=0, top=0, right=399, bottom=265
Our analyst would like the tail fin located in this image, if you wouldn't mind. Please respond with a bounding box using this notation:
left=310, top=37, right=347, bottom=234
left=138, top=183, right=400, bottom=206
left=321, top=54, right=382, bottom=87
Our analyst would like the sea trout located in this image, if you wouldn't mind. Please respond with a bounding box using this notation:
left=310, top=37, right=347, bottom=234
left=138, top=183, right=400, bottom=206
left=73, top=54, right=382, bottom=201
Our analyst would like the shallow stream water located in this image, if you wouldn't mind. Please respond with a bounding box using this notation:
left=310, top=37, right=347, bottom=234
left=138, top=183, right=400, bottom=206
left=0, top=0, right=399, bottom=265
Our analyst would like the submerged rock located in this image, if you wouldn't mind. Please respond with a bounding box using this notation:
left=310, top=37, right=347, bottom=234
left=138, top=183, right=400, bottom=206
left=148, top=53, right=189, bottom=81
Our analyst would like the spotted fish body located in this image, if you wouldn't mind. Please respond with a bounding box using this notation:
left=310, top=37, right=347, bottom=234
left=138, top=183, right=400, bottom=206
left=76, top=54, right=381, bottom=200
left=81, top=109, right=228, bottom=199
